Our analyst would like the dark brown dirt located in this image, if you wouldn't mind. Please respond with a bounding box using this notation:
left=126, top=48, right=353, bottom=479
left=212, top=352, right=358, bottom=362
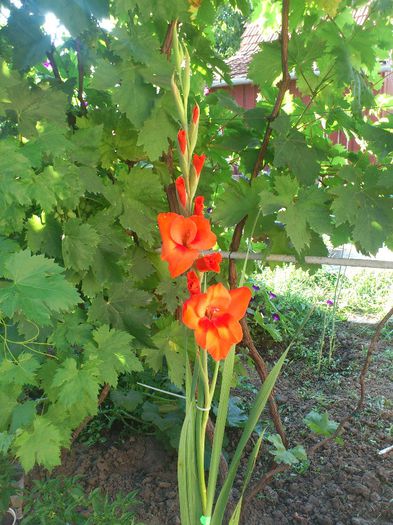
left=32, top=320, right=393, bottom=525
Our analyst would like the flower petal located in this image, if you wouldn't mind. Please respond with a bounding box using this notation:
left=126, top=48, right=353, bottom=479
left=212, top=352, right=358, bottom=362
left=170, top=216, right=197, bottom=246
left=229, top=287, right=252, bottom=321
left=166, top=245, right=199, bottom=278
left=188, top=216, right=216, bottom=250
left=182, top=293, right=208, bottom=329
left=206, top=283, right=231, bottom=311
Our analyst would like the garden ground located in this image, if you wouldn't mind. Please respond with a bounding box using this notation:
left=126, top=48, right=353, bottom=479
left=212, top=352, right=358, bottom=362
left=29, top=301, right=392, bottom=524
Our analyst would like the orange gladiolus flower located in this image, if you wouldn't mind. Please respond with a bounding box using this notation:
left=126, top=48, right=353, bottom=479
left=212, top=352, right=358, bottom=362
left=193, top=153, right=205, bottom=177
left=196, top=252, right=222, bottom=273
left=193, top=195, right=204, bottom=215
left=157, top=212, right=216, bottom=278
left=175, top=176, right=187, bottom=208
left=178, top=130, right=187, bottom=154
left=182, top=283, right=251, bottom=361
left=187, top=270, right=201, bottom=296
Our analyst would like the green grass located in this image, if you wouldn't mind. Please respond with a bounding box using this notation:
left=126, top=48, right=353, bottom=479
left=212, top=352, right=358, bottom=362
left=22, top=476, right=143, bottom=524
left=247, top=264, right=393, bottom=369
left=253, top=265, right=393, bottom=317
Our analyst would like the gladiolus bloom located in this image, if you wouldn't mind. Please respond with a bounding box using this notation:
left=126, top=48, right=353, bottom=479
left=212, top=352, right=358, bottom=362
left=194, top=196, right=204, bottom=215
left=192, top=104, right=200, bottom=124
left=196, top=252, right=222, bottom=273
left=193, top=153, right=205, bottom=177
left=182, top=283, right=251, bottom=361
left=157, top=213, right=216, bottom=278
left=178, top=130, right=187, bottom=154
left=175, top=176, right=187, bottom=208
left=187, top=271, right=201, bottom=296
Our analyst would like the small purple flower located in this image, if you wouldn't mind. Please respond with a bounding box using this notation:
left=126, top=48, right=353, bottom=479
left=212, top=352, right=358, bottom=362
left=43, top=61, right=52, bottom=70
left=272, top=313, right=280, bottom=322
left=207, top=207, right=213, bottom=214
left=326, top=300, right=334, bottom=307
left=269, top=291, right=277, bottom=300
left=252, top=284, right=260, bottom=292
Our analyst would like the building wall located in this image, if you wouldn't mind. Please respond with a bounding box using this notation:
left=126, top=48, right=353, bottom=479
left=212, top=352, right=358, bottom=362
left=211, top=74, right=392, bottom=153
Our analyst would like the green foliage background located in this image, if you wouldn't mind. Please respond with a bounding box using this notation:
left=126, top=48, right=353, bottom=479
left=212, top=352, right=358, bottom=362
left=0, top=0, right=391, bottom=473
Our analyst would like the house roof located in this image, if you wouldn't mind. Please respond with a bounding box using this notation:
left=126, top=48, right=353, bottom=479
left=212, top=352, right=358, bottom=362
left=223, top=5, right=371, bottom=82
left=225, top=21, right=278, bottom=79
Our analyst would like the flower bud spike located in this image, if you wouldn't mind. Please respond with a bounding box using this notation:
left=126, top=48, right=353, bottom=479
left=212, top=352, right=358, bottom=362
left=175, top=176, right=187, bottom=208
left=178, top=130, right=187, bottom=155
left=192, top=104, right=200, bottom=125
left=193, top=154, right=206, bottom=177
left=193, top=196, right=204, bottom=215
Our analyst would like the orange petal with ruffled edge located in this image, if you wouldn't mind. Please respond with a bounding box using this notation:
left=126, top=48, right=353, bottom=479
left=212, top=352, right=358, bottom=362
left=196, top=252, right=222, bottom=273
left=182, top=293, right=208, bottom=330
left=229, top=287, right=252, bottom=321
left=188, top=216, right=216, bottom=250
left=166, top=246, right=199, bottom=278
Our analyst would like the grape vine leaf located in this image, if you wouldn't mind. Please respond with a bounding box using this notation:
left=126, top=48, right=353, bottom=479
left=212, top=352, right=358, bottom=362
left=14, top=416, right=64, bottom=472
left=88, top=283, right=153, bottom=345
left=268, top=434, right=307, bottom=465
left=137, top=97, right=177, bottom=160
left=0, top=250, right=80, bottom=324
left=50, top=358, right=100, bottom=415
left=304, top=410, right=338, bottom=437
left=85, top=325, right=143, bottom=387
left=104, top=167, right=164, bottom=245
left=0, top=432, right=13, bottom=454
left=9, top=401, right=37, bottom=434
left=248, top=41, right=282, bottom=90
left=141, top=319, right=186, bottom=388
left=62, top=219, right=100, bottom=272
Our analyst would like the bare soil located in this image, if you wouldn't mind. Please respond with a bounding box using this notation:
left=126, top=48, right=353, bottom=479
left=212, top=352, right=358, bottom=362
left=31, top=320, right=393, bottom=525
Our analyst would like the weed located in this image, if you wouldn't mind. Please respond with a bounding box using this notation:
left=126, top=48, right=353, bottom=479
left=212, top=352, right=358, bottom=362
left=22, top=476, right=142, bottom=524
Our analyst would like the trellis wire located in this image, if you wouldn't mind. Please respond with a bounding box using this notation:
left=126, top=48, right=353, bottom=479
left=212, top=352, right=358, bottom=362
left=208, top=251, right=393, bottom=270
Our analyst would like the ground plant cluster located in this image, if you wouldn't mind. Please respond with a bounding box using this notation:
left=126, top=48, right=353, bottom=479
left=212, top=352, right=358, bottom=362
left=0, top=0, right=392, bottom=523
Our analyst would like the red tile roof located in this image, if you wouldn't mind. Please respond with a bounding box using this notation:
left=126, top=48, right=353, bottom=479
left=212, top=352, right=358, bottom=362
left=225, top=6, right=372, bottom=80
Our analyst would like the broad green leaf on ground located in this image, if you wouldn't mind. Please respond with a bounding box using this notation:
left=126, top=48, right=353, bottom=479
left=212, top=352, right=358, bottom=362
left=304, top=410, right=339, bottom=437
left=85, top=325, right=142, bottom=387
left=268, top=434, right=307, bottom=465
left=62, top=219, right=100, bottom=272
left=0, top=250, right=80, bottom=324
left=14, top=416, right=63, bottom=472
